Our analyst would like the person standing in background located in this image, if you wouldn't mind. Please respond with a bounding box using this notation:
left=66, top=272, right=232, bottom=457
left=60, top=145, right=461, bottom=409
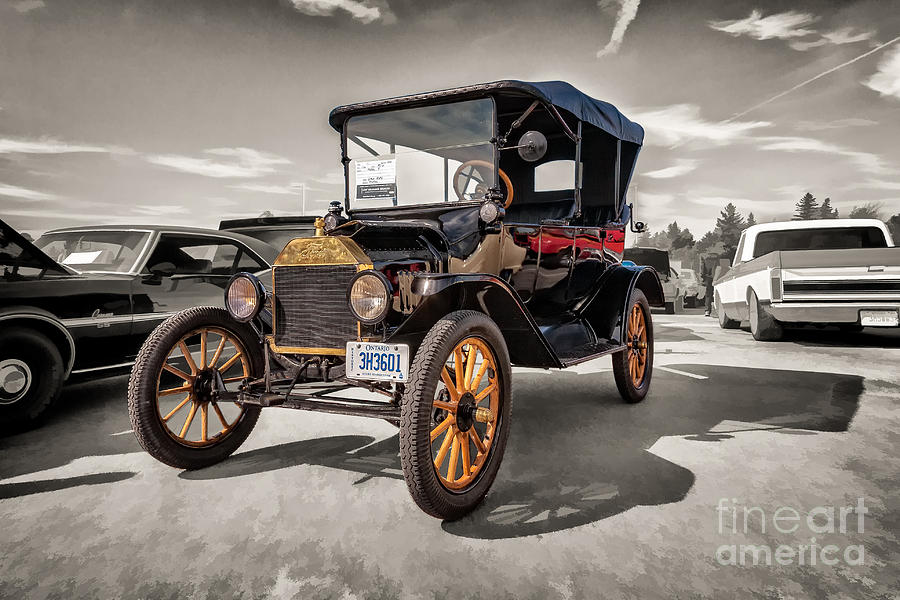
left=701, top=253, right=716, bottom=317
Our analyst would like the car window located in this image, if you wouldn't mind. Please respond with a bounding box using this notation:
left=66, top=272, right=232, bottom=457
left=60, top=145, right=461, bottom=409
left=35, top=230, right=151, bottom=273
left=534, top=160, right=580, bottom=192
left=733, top=232, right=746, bottom=265
left=753, top=227, right=887, bottom=258
left=146, top=235, right=266, bottom=276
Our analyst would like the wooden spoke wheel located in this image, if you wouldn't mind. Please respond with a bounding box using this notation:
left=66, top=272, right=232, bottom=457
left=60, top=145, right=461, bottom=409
left=155, top=326, right=249, bottom=448
left=612, top=289, right=653, bottom=403
left=625, top=304, right=648, bottom=389
left=128, top=307, right=262, bottom=470
left=430, top=337, right=500, bottom=490
left=400, top=311, right=512, bottom=520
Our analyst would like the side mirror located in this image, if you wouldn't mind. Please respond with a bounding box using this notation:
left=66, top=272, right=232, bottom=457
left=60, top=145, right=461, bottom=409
left=149, top=261, right=176, bottom=278
left=516, top=131, right=548, bottom=162
left=627, top=202, right=646, bottom=233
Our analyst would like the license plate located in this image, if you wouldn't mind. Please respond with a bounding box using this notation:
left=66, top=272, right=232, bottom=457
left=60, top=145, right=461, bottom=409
left=860, top=310, right=899, bottom=327
left=345, top=342, right=409, bottom=382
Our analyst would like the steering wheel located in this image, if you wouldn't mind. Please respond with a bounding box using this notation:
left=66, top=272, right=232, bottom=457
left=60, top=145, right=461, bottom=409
left=452, top=160, right=514, bottom=208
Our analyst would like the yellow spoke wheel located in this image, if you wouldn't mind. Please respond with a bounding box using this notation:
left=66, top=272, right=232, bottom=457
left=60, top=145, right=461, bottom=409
left=430, top=337, right=500, bottom=490
left=612, top=289, right=654, bottom=404
left=155, top=326, right=250, bottom=448
left=128, top=307, right=262, bottom=470
left=400, top=310, right=512, bottom=521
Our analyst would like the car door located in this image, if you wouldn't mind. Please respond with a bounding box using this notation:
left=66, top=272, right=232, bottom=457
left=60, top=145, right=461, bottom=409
left=129, top=233, right=268, bottom=355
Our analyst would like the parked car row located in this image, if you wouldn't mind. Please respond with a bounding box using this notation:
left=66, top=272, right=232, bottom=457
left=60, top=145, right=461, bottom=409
left=0, top=219, right=306, bottom=428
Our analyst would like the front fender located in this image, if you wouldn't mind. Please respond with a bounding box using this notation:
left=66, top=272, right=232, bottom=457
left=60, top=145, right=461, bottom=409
left=389, top=273, right=560, bottom=368
left=580, top=265, right=664, bottom=345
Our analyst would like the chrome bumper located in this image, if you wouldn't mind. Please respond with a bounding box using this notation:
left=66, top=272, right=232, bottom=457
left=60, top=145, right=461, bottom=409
left=768, top=301, right=900, bottom=325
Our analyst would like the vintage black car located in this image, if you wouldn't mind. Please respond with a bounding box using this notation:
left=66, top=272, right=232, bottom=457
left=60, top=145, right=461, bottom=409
left=127, top=80, right=664, bottom=520
left=0, top=220, right=276, bottom=428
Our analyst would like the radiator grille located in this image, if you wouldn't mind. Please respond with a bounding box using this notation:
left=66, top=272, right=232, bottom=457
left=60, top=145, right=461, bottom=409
left=273, top=265, right=358, bottom=351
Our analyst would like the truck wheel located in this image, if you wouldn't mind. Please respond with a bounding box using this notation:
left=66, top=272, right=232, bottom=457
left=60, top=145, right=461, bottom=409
left=128, top=307, right=262, bottom=470
left=0, top=327, right=65, bottom=431
left=715, top=291, right=740, bottom=329
left=399, top=310, right=511, bottom=520
left=664, top=302, right=675, bottom=314
left=612, top=289, right=653, bottom=403
left=748, top=290, right=783, bottom=341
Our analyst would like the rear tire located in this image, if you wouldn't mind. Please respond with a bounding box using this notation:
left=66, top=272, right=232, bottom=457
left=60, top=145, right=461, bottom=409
left=749, top=290, right=783, bottom=341
left=0, top=327, right=64, bottom=431
left=716, top=291, right=740, bottom=329
left=612, top=289, right=653, bottom=403
left=399, top=310, right=511, bottom=520
left=664, top=302, right=675, bottom=314
left=128, top=307, right=263, bottom=470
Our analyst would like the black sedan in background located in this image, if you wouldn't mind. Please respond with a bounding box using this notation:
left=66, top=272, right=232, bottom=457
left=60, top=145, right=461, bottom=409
left=0, top=219, right=277, bottom=430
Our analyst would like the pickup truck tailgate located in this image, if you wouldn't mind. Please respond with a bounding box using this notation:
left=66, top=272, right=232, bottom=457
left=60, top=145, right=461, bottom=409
left=778, top=247, right=900, bottom=301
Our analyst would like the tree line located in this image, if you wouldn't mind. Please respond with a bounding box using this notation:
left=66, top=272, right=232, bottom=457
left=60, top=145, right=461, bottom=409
left=634, top=192, right=900, bottom=273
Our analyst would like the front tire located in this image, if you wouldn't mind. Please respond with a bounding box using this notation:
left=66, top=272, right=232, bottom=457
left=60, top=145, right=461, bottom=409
left=612, top=289, right=653, bottom=403
left=399, top=310, right=512, bottom=520
left=0, top=327, right=64, bottom=431
left=127, top=307, right=263, bottom=470
left=748, top=290, right=783, bottom=341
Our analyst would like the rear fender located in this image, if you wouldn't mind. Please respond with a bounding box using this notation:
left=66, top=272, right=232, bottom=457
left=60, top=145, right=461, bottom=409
left=580, top=265, right=664, bottom=344
left=389, top=273, right=560, bottom=368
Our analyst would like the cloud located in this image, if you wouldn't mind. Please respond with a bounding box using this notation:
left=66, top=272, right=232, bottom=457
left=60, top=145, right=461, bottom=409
left=288, top=0, right=390, bottom=24
left=856, top=179, right=900, bottom=191
left=13, top=0, right=44, bottom=13
left=822, top=27, right=875, bottom=46
left=0, top=137, right=113, bottom=154
left=864, top=44, right=900, bottom=100
left=145, top=147, right=291, bottom=178
left=641, top=159, right=699, bottom=179
left=0, top=182, right=58, bottom=201
left=709, top=10, right=817, bottom=41
left=229, top=182, right=304, bottom=195
left=788, top=38, right=828, bottom=52
left=628, top=104, right=769, bottom=146
left=689, top=196, right=753, bottom=208
left=756, top=135, right=892, bottom=175
left=596, top=0, right=640, bottom=58
left=794, top=118, right=877, bottom=131
left=132, top=205, right=191, bottom=216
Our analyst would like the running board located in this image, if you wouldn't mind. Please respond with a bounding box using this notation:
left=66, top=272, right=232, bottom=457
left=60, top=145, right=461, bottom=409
left=557, top=341, right=626, bottom=367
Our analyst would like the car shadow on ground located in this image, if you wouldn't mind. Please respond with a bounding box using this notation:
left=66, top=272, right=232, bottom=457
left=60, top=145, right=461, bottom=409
left=787, top=327, right=900, bottom=349
left=0, top=374, right=138, bottom=482
left=177, top=363, right=863, bottom=539
left=442, top=365, right=862, bottom=538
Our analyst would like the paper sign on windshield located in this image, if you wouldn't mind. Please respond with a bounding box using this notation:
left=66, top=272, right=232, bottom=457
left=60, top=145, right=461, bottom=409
left=355, top=156, right=397, bottom=202
left=62, top=250, right=102, bottom=265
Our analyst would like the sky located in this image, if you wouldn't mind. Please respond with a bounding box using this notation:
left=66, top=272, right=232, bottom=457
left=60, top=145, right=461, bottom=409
left=1, top=0, right=899, bottom=238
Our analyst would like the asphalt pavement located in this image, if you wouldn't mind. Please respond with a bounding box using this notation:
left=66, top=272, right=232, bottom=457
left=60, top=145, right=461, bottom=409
left=2, top=310, right=899, bottom=599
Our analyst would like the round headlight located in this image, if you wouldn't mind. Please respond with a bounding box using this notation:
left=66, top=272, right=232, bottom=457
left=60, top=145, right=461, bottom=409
left=347, top=270, right=391, bottom=324
left=225, top=273, right=265, bottom=322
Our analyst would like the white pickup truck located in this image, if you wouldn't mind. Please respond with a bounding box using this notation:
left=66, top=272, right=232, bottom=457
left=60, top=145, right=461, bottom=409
left=713, top=219, right=899, bottom=340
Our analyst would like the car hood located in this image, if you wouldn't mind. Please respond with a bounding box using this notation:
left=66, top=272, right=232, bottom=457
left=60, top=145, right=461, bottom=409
left=624, top=247, right=670, bottom=278
left=0, top=218, right=74, bottom=277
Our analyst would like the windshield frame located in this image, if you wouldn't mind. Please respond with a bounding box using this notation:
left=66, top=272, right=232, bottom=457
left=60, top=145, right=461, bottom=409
left=341, top=96, right=498, bottom=214
left=35, top=228, right=156, bottom=275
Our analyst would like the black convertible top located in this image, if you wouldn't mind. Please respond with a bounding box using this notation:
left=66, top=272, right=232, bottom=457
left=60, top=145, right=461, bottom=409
left=329, top=80, right=644, bottom=146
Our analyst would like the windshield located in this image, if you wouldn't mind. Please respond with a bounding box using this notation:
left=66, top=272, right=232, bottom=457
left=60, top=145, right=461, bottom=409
left=345, top=98, right=495, bottom=209
left=753, top=227, right=887, bottom=258
left=35, top=230, right=152, bottom=273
